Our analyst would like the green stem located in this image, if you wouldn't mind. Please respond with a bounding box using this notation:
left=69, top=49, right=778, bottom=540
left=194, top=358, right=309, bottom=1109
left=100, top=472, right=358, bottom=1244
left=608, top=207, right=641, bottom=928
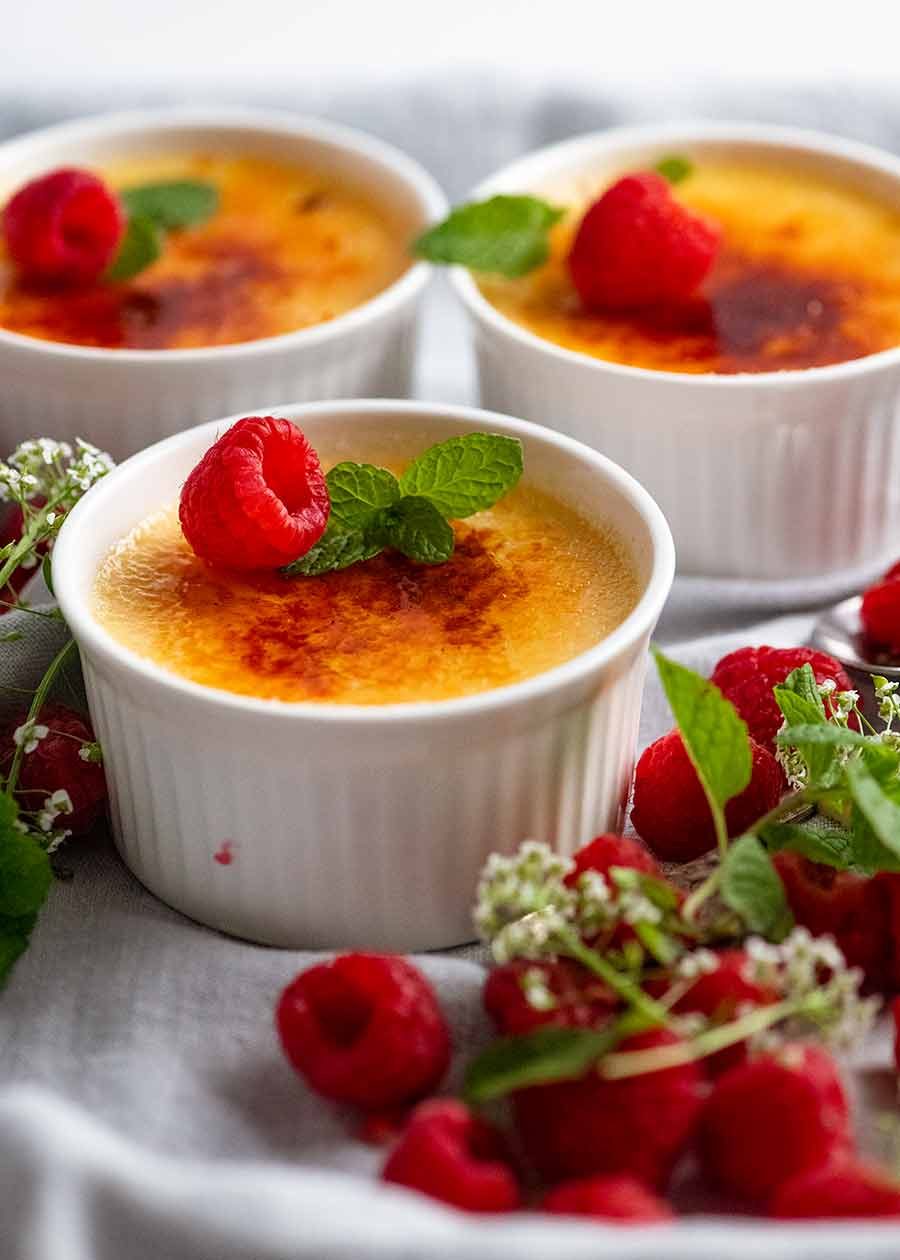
left=6, top=638, right=77, bottom=794
left=598, top=997, right=799, bottom=1079
left=682, top=868, right=721, bottom=923
left=562, top=930, right=670, bottom=1028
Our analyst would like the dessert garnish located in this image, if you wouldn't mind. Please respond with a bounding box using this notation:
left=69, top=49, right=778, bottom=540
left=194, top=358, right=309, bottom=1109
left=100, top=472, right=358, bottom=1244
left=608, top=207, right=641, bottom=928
left=179, top=416, right=330, bottom=571
left=3, top=166, right=218, bottom=287
left=0, top=437, right=113, bottom=987
left=861, top=559, right=900, bottom=657
left=282, top=431, right=524, bottom=577
left=413, top=153, right=719, bottom=308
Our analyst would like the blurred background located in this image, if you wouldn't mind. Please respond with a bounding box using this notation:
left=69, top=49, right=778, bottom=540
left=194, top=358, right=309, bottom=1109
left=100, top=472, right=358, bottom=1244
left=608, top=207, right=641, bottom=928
left=6, top=0, right=900, bottom=400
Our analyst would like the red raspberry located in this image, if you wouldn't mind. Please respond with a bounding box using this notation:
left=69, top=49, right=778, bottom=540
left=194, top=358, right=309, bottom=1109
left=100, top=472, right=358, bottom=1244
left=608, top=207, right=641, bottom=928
left=539, top=1173, right=674, bottom=1222
left=776, top=854, right=890, bottom=987
left=630, top=730, right=784, bottom=862
left=513, top=1028, right=703, bottom=1187
left=381, top=1099, right=519, bottom=1213
left=3, top=168, right=124, bottom=288
left=483, top=958, right=616, bottom=1036
left=698, top=1043, right=853, bottom=1205
left=893, top=997, right=900, bottom=1071
left=564, top=832, right=663, bottom=885
left=568, top=172, right=720, bottom=312
left=672, top=950, right=778, bottom=1077
left=711, top=646, right=855, bottom=751
left=772, top=1158, right=900, bottom=1219
left=276, top=953, right=450, bottom=1110
left=0, top=703, right=106, bottom=836
left=179, top=416, right=329, bottom=571
left=861, top=579, right=900, bottom=656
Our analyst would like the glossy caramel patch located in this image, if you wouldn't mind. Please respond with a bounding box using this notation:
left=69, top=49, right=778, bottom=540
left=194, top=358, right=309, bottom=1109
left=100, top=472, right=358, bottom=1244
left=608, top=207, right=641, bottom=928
left=0, top=155, right=410, bottom=349
left=479, top=162, right=900, bottom=374
left=92, top=488, right=638, bottom=705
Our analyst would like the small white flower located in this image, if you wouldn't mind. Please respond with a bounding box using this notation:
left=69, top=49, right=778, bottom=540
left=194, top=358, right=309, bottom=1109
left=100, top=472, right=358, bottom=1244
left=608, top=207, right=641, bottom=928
left=473, top=841, right=575, bottom=945
left=676, top=948, right=720, bottom=981
left=521, top=966, right=558, bottom=1012
left=37, top=788, right=73, bottom=833
left=13, top=720, right=48, bottom=754
left=818, top=679, right=837, bottom=697
left=78, top=742, right=102, bottom=764
left=492, top=906, right=570, bottom=964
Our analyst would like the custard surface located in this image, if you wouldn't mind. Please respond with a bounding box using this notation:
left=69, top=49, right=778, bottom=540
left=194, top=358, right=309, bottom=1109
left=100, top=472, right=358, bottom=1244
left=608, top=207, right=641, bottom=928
left=0, top=155, right=410, bottom=349
left=479, top=162, right=900, bottom=374
left=92, top=486, right=638, bottom=705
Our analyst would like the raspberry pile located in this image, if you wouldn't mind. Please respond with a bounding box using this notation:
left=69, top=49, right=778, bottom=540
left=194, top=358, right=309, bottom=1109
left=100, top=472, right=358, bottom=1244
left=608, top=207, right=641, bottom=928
left=0, top=702, right=107, bottom=837
left=568, top=171, right=721, bottom=311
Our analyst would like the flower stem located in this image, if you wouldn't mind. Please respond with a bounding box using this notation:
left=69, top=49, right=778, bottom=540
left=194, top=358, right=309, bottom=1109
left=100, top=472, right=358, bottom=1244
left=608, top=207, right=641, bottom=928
left=562, top=931, right=670, bottom=1028
left=5, top=637, right=77, bottom=794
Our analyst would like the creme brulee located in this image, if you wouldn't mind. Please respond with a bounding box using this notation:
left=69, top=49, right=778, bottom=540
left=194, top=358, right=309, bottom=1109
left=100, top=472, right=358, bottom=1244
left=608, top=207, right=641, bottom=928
left=92, top=484, right=638, bottom=705
left=479, top=162, right=900, bottom=374
left=0, top=154, right=410, bottom=349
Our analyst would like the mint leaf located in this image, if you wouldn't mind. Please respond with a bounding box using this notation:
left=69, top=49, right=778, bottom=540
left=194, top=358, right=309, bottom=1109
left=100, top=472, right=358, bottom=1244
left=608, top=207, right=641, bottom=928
left=777, top=725, right=870, bottom=748
left=760, top=819, right=858, bottom=871
left=721, top=833, right=793, bottom=941
left=120, top=180, right=219, bottom=230
left=655, top=155, right=692, bottom=184
left=464, top=1025, right=612, bottom=1104
left=0, top=829, right=52, bottom=918
left=380, top=496, right=454, bottom=565
left=413, top=195, right=565, bottom=277
left=105, top=214, right=162, bottom=282
left=846, top=760, right=900, bottom=865
left=400, top=434, right=523, bottom=518
left=776, top=664, right=827, bottom=716
left=282, top=523, right=383, bottom=578
left=653, top=650, right=752, bottom=826
left=325, top=463, right=401, bottom=531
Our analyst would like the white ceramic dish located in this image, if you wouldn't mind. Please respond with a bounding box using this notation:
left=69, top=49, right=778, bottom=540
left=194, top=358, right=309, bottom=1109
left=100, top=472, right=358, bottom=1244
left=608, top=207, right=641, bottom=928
left=54, top=398, right=674, bottom=951
left=0, top=108, right=446, bottom=461
left=451, top=122, right=900, bottom=579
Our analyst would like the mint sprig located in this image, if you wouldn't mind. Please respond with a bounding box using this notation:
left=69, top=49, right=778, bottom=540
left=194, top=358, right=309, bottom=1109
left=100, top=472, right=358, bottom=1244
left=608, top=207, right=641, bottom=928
left=283, top=433, right=523, bottom=578
left=106, top=179, right=218, bottom=284
left=412, top=195, right=565, bottom=277
left=654, top=154, right=693, bottom=185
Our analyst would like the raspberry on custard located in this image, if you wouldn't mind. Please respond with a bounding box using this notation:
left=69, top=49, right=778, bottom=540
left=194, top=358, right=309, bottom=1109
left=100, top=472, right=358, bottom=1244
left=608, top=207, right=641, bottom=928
left=483, top=958, right=616, bottom=1037
left=381, top=1099, right=520, bottom=1213
left=513, top=1028, right=703, bottom=1187
left=630, top=729, right=784, bottom=862
left=568, top=171, right=720, bottom=311
left=539, top=1173, right=675, bottom=1223
left=0, top=703, right=107, bottom=836
left=698, top=1043, right=854, bottom=1205
left=3, top=168, right=124, bottom=288
left=276, top=953, right=450, bottom=1110
left=179, top=416, right=330, bottom=571
left=772, top=1159, right=900, bottom=1219
left=710, top=645, right=855, bottom=750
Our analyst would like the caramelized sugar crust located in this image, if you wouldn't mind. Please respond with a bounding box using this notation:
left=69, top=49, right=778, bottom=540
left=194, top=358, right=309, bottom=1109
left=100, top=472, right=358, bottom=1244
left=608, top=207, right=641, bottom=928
left=0, top=155, right=410, bottom=349
left=92, top=487, right=638, bottom=705
left=479, top=162, right=900, bottom=374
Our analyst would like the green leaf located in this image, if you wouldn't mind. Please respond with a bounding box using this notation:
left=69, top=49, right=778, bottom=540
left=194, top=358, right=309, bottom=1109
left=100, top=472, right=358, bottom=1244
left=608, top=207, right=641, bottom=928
left=325, top=462, right=401, bottom=531
left=0, top=828, right=52, bottom=918
left=776, top=725, right=870, bottom=748
left=463, top=1025, right=611, bottom=1103
left=773, top=675, right=839, bottom=787
left=776, top=664, right=827, bottom=716
left=721, top=833, right=793, bottom=941
left=653, top=650, right=752, bottom=816
left=846, top=760, right=900, bottom=864
left=655, top=155, right=693, bottom=184
left=760, top=819, right=858, bottom=871
left=412, top=195, right=565, bottom=277
left=380, top=496, right=454, bottom=565
left=400, top=434, right=524, bottom=519
left=120, top=180, right=219, bottom=230
left=281, top=523, right=383, bottom=578
left=41, top=552, right=54, bottom=598
left=105, top=214, right=163, bottom=282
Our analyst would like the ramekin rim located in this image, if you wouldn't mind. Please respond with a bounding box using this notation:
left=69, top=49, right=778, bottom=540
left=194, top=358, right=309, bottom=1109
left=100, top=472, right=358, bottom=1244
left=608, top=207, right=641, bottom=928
left=53, top=398, right=676, bottom=727
left=0, top=105, right=447, bottom=363
left=450, top=119, right=900, bottom=389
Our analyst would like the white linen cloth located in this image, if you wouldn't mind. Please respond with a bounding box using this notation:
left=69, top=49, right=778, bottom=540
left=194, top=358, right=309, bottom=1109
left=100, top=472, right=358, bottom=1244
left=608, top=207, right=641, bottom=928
left=3, top=79, right=900, bottom=1258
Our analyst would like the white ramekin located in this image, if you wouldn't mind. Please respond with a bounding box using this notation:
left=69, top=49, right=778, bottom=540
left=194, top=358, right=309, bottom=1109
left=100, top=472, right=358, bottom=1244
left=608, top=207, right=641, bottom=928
left=54, top=399, right=674, bottom=951
left=451, top=122, right=900, bottom=579
left=0, top=108, right=446, bottom=461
